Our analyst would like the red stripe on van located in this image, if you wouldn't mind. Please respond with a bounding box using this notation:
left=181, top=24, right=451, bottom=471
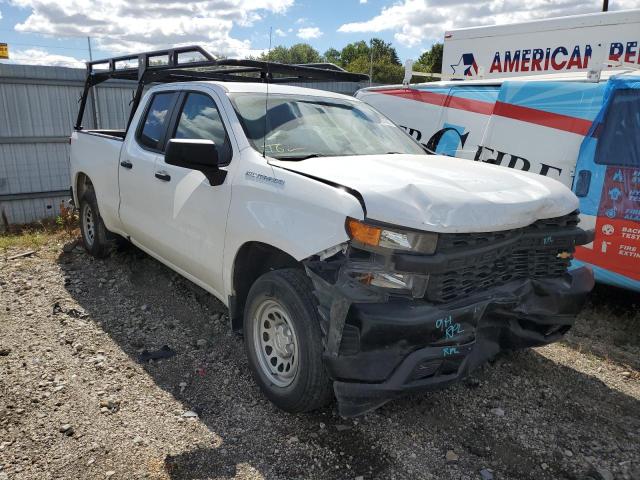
left=379, top=89, right=449, bottom=107
left=377, top=89, right=593, bottom=136
left=379, top=89, right=493, bottom=114
left=493, top=101, right=592, bottom=136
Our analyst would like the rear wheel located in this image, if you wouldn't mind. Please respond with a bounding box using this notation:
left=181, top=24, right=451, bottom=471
left=79, top=187, right=115, bottom=258
left=243, top=268, right=333, bottom=413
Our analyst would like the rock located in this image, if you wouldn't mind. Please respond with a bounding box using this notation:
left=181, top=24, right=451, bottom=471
left=105, top=471, right=116, bottom=478
left=541, top=462, right=548, bottom=470
left=336, top=424, right=352, bottom=432
left=464, top=377, right=481, bottom=388
left=287, top=436, right=299, bottom=444
left=446, top=450, right=459, bottom=463
left=490, top=407, right=505, bottom=417
left=621, top=371, right=631, bottom=378
left=564, top=449, right=573, bottom=457
left=133, top=435, right=143, bottom=445
left=140, top=304, right=148, bottom=312
left=59, top=424, right=74, bottom=436
left=179, top=382, right=187, bottom=394
left=588, top=466, right=614, bottom=480
left=196, top=339, right=207, bottom=349
left=480, top=468, right=494, bottom=480
left=182, top=410, right=198, bottom=419
left=0, top=348, right=11, bottom=356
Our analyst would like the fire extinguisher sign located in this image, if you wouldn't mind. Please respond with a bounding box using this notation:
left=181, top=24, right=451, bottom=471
left=0, top=43, right=9, bottom=59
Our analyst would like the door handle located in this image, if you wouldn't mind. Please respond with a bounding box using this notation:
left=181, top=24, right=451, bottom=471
left=120, top=160, right=133, bottom=169
left=155, top=171, right=171, bottom=182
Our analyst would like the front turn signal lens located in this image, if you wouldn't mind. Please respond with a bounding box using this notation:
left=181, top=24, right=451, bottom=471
left=346, top=218, right=382, bottom=247
left=346, top=217, right=439, bottom=254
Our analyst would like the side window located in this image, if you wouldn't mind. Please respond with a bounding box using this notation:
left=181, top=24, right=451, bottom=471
left=595, top=89, right=640, bottom=167
left=138, top=92, right=176, bottom=151
left=174, top=93, right=232, bottom=164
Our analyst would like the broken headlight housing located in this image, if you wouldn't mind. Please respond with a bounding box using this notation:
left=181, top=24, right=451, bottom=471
left=345, top=260, right=429, bottom=298
left=344, top=218, right=436, bottom=298
left=345, top=218, right=438, bottom=254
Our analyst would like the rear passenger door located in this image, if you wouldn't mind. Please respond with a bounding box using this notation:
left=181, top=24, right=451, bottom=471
left=149, top=89, right=235, bottom=297
left=119, top=91, right=179, bottom=249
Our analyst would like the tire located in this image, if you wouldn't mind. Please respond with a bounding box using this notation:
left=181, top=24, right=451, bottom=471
left=243, top=268, right=333, bottom=413
left=79, top=187, right=115, bottom=258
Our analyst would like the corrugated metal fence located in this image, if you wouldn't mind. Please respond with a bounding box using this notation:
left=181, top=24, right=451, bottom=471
left=0, top=63, right=367, bottom=226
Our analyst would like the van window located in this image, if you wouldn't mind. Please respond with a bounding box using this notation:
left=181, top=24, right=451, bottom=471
left=595, top=89, right=640, bottom=167
left=138, top=92, right=176, bottom=151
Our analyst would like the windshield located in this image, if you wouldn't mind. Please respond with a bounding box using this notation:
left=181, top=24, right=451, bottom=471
left=228, top=93, right=426, bottom=159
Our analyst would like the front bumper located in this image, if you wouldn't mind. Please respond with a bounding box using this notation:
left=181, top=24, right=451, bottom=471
left=313, top=266, right=594, bottom=417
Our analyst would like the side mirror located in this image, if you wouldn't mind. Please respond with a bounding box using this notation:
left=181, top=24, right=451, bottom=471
left=165, top=139, right=227, bottom=186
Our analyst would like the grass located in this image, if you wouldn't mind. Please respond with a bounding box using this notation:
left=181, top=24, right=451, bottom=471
left=0, top=218, right=79, bottom=253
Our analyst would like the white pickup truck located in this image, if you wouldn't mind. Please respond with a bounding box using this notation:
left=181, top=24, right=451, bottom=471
left=69, top=47, right=594, bottom=416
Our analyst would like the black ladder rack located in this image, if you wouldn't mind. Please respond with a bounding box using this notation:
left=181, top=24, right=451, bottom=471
left=75, top=45, right=368, bottom=131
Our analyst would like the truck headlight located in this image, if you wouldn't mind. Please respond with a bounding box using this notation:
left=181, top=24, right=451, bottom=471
left=346, top=218, right=438, bottom=254
left=347, top=264, right=429, bottom=298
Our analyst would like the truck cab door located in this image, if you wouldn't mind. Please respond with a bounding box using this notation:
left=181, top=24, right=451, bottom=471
left=573, top=87, right=640, bottom=291
left=118, top=91, right=180, bottom=248
left=148, top=90, right=235, bottom=297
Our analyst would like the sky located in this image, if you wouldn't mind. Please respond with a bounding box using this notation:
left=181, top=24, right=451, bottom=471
left=0, top=0, right=637, bottom=68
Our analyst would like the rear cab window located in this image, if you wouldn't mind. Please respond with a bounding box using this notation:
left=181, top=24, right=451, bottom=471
left=137, top=92, right=178, bottom=152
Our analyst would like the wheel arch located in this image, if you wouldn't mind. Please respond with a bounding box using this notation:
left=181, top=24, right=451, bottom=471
left=74, top=171, right=94, bottom=205
left=229, top=241, right=302, bottom=331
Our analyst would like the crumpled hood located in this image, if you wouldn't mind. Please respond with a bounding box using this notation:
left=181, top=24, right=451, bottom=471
left=270, top=154, right=578, bottom=233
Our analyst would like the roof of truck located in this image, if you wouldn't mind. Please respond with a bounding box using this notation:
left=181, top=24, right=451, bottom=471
left=157, top=80, right=358, bottom=100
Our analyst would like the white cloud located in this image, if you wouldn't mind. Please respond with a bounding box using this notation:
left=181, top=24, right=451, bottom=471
left=338, top=0, right=640, bottom=48
left=9, top=0, right=294, bottom=59
left=297, top=26, right=322, bottom=40
left=359, top=0, right=367, bottom=3
left=275, top=28, right=287, bottom=37
left=8, top=48, right=85, bottom=67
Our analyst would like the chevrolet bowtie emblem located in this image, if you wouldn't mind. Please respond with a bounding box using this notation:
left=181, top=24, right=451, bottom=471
left=557, top=251, right=572, bottom=259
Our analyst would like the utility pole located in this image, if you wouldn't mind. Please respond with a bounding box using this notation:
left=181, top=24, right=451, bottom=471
left=369, top=38, right=373, bottom=86
left=87, top=36, right=93, bottom=61
left=603, top=0, right=609, bottom=11
left=87, top=36, right=99, bottom=129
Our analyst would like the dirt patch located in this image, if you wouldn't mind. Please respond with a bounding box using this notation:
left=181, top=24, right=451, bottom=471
left=0, top=239, right=638, bottom=479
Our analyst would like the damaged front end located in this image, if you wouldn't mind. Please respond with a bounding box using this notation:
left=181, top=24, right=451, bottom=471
left=304, top=211, right=595, bottom=417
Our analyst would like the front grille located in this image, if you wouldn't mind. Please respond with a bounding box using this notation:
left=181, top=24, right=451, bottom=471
left=425, top=211, right=580, bottom=303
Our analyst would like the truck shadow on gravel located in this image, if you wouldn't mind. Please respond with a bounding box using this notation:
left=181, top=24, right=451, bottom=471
left=56, top=246, right=640, bottom=480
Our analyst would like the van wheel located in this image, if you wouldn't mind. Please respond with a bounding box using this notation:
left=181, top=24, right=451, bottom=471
left=244, top=268, right=333, bottom=413
left=79, top=187, right=115, bottom=258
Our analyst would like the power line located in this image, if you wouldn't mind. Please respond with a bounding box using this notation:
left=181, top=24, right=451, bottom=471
left=0, top=41, right=90, bottom=52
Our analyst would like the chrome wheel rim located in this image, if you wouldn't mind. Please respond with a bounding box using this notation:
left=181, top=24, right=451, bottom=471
left=253, top=299, right=299, bottom=387
left=81, top=203, right=95, bottom=247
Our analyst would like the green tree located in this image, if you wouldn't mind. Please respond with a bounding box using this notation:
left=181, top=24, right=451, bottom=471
left=340, top=40, right=370, bottom=66
left=323, top=48, right=341, bottom=66
left=346, top=56, right=404, bottom=84
left=340, top=38, right=403, bottom=83
left=259, top=43, right=322, bottom=64
left=415, top=42, right=443, bottom=74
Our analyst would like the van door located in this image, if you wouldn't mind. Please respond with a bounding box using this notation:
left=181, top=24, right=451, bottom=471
left=573, top=86, right=640, bottom=291
left=429, top=85, right=499, bottom=159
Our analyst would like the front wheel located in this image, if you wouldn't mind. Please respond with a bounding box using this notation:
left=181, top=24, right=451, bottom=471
left=243, top=268, right=333, bottom=413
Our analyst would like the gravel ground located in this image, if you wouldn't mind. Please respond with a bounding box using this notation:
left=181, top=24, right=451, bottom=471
left=0, top=237, right=638, bottom=480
